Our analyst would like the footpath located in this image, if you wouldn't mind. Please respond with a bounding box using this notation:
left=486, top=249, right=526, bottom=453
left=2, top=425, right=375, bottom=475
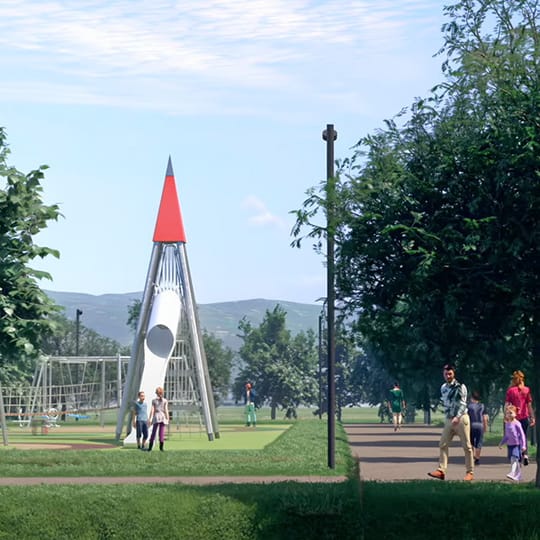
left=0, top=423, right=535, bottom=485
left=346, top=422, right=536, bottom=482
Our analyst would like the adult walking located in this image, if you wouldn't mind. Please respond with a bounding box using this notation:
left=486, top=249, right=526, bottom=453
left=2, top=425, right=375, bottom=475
left=505, top=370, right=535, bottom=466
left=387, top=382, right=406, bottom=432
left=147, top=386, right=169, bottom=452
left=428, top=364, right=474, bottom=481
left=244, top=382, right=257, bottom=427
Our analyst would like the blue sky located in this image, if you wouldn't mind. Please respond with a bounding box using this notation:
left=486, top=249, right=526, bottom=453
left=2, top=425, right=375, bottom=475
left=0, top=0, right=447, bottom=305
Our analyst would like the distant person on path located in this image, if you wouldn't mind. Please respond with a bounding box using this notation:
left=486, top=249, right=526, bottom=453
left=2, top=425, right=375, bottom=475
left=132, top=391, right=148, bottom=450
left=428, top=364, right=474, bottom=481
left=387, top=382, right=406, bottom=431
left=147, top=386, right=169, bottom=451
left=467, top=390, right=488, bottom=465
left=244, top=383, right=257, bottom=427
left=505, top=370, right=535, bottom=466
left=499, top=404, right=527, bottom=482
left=378, top=403, right=391, bottom=424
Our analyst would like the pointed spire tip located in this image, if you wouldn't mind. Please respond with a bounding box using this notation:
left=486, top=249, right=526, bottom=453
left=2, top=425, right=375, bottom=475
left=166, top=156, right=174, bottom=177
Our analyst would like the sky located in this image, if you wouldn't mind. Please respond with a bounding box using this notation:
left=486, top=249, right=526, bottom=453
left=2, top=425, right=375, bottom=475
left=0, top=0, right=448, bottom=306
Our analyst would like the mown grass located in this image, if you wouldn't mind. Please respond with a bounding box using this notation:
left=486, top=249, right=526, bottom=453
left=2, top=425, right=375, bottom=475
left=3, top=423, right=291, bottom=451
left=2, top=415, right=540, bottom=539
left=0, top=481, right=363, bottom=540
left=2, top=479, right=540, bottom=540
left=0, top=419, right=353, bottom=478
left=361, top=481, right=540, bottom=540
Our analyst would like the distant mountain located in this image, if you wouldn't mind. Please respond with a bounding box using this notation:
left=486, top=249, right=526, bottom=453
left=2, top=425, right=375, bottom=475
left=45, top=291, right=322, bottom=351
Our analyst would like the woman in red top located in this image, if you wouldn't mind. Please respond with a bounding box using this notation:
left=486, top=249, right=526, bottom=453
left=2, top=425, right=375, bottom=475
left=505, top=370, right=535, bottom=465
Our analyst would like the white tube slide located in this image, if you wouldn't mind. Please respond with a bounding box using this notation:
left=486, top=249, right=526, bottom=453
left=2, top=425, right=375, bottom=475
left=146, top=290, right=181, bottom=359
left=124, top=289, right=181, bottom=445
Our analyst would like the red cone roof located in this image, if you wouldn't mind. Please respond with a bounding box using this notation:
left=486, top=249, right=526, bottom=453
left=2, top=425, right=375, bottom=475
left=152, top=157, right=187, bottom=243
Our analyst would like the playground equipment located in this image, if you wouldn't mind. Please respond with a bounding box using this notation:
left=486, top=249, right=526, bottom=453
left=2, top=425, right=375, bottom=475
left=116, top=157, right=219, bottom=444
left=0, top=159, right=218, bottom=444
left=1, top=355, right=130, bottom=429
left=0, top=344, right=210, bottom=436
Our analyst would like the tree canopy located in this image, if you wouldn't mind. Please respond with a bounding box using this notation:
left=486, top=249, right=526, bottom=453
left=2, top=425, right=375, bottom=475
left=0, top=127, right=61, bottom=383
left=201, top=329, right=234, bottom=405
left=292, top=0, right=540, bottom=432
left=41, top=313, right=128, bottom=357
left=234, top=305, right=318, bottom=419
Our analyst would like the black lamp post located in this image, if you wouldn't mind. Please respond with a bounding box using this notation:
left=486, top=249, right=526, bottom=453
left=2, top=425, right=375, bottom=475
left=323, top=124, right=337, bottom=469
left=318, top=308, right=324, bottom=420
left=75, top=309, right=83, bottom=355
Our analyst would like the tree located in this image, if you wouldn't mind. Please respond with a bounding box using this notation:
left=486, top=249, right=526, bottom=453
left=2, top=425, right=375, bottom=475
left=234, top=305, right=318, bottom=419
left=0, top=127, right=61, bottom=380
left=292, top=0, right=540, bottom=484
left=41, top=313, right=129, bottom=356
left=0, top=127, right=61, bottom=443
left=126, top=299, right=140, bottom=333
left=201, top=330, right=233, bottom=405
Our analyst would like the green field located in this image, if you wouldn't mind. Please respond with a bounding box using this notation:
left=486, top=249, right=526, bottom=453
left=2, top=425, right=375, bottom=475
left=1, top=411, right=540, bottom=539
left=0, top=404, right=511, bottom=453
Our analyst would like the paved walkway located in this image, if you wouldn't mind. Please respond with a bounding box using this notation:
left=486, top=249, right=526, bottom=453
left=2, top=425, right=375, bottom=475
left=0, top=424, right=535, bottom=485
left=345, top=423, right=536, bottom=482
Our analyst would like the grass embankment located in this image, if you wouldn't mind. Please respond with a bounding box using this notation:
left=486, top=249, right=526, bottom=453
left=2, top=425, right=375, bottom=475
left=0, top=420, right=362, bottom=539
left=0, top=481, right=363, bottom=540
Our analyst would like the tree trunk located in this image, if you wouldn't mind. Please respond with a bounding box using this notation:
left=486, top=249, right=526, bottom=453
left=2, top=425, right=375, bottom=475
left=271, top=403, right=277, bottom=420
left=423, top=383, right=432, bottom=425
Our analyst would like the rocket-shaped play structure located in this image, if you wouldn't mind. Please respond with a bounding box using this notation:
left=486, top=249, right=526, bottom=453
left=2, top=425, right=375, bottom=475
left=116, top=158, right=219, bottom=443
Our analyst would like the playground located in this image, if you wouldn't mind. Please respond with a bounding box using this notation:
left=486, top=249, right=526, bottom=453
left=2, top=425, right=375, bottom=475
left=1, top=409, right=536, bottom=484
left=2, top=421, right=289, bottom=452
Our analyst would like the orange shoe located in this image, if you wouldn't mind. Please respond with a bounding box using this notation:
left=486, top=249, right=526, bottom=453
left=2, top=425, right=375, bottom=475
left=428, top=470, right=445, bottom=480
left=463, top=472, right=474, bottom=481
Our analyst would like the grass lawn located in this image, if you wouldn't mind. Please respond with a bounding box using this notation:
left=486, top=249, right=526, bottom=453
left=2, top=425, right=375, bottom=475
left=0, top=418, right=353, bottom=478
left=1, top=410, right=540, bottom=539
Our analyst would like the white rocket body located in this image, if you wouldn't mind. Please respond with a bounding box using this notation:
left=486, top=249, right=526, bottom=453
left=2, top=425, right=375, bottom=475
left=117, top=157, right=218, bottom=445
left=123, top=289, right=181, bottom=444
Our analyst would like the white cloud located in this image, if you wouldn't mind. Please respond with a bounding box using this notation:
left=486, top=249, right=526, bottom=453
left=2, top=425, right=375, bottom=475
left=0, top=0, right=443, bottom=113
left=242, top=195, right=288, bottom=230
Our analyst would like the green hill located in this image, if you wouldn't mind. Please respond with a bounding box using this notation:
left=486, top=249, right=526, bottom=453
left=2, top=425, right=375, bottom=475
left=45, top=291, right=322, bottom=350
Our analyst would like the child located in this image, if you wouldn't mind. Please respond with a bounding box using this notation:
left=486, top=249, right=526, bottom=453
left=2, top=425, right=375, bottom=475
left=467, top=391, right=489, bottom=465
left=132, top=390, right=148, bottom=450
left=499, top=404, right=527, bottom=481
left=147, top=386, right=169, bottom=451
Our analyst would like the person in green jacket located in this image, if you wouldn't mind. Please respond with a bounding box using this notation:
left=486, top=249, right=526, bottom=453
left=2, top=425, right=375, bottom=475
left=387, top=382, right=406, bottom=432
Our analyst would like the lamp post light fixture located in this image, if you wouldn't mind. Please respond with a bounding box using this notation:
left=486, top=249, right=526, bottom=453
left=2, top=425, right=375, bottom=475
left=322, top=124, right=337, bottom=469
